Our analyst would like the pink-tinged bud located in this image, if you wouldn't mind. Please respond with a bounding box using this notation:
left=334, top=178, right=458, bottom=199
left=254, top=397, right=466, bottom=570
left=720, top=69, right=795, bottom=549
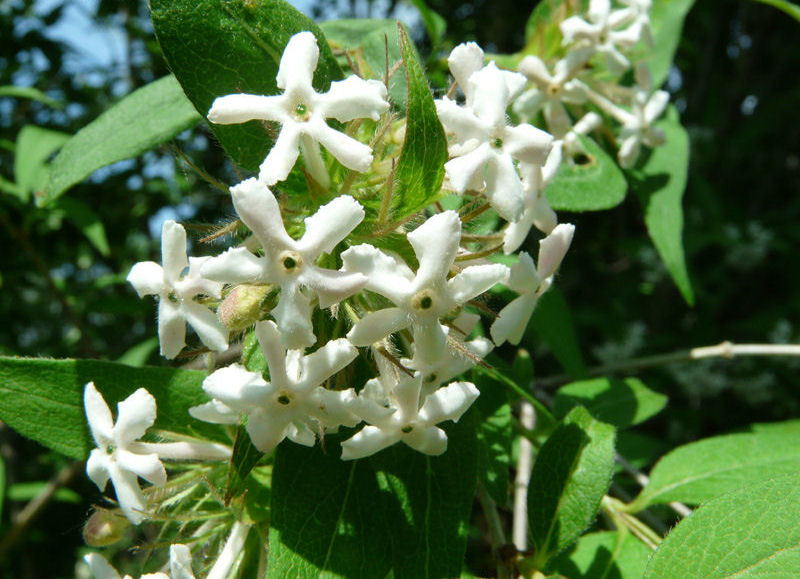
left=217, top=284, right=277, bottom=331
left=83, top=508, right=130, bottom=546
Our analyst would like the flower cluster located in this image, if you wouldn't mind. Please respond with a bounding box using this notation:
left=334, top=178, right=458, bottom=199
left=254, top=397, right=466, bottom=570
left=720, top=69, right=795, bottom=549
left=83, top=1, right=668, bottom=573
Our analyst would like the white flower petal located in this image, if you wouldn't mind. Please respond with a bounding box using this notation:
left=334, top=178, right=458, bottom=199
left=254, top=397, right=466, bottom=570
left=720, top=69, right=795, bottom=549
left=161, top=220, right=188, bottom=285
left=300, top=267, right=367, bottom=309
left=448, top=42, right=484, bottom=98
left=508, top=251, right=540, bottom=293
left=253, top=320, right=290, bottom=387
left=560, top=16, right=599, bottom=42
left=158, top=298, right=186, bottom=360
left=180, top=300, right=229, bottom=352
left=114, top=388, right=156, bottom=445
left=297, top=338, right=358, bottom=391
left=504, top=123, right=554, bottom=166
left=341, top=244, right=413, bottom=305
left=419, top=381, right=479, bottom=425
left=87, top=448, right=111, bottom=491
left=469, top=63, right=509, bottom=129
left=537, top=223, right=575, bottom=280
left=179, top=257, right=225, bottom=298
left=189, top=400, right=240, bottom=424
left=115, top=449, right=166, bottom=487
left=407, top=211, right=461, bottom=290
left=127, top=261, right=165, bottom=298
left=411, top=318, right=449, bottom=368
left=403, top=425, right=448, bottom=455
left=448, top=263, right=509, bottom=304
left=207, top=93, right=285, bottom=124
left=286, top=421, right=316, bottom=446
left=445, top=143, right=491, bottom=194
left=618, top=134, right=641, bottom=169
left=169, top=544, right=196, bottom=579
left=313, top=388, right=360, bottom=429
left=272, top=283, right=316, bottom=349
left=392, top=373, right=424, bottom=421
left=644, top=90, right=670, bottom=123
left=519, top=55, right=553, bottom=86
left=346, top=307, right=410, bottom=346
left=84, top=382, right=113, bottom=445
left=491, top=293, right=538, bottom=346
left=340, top=426, right=398, bottom=460
left=316, top=76, right=389, bottom=122
left=503, top=70, right=528, bottom=100
left=299, top=133, right=330, bottom=189
left=503, top=218, right=533, bottom=255
left=543, top=101, right=571, bottom=138
left=305, top=117, right=374, bottom=172
left=276, top=31, right=319, bottom=98
left=245, top=408, right=290, bottom=454
left=202, top=364, right=271, bottom=409
left=108, top=464, right=147, bottom=524
left=200, top=247, right=267, bottom=285
left=484, top=153, right=525, bottom=221
left=259, top=122, right=302, bottom=185
left=299, top=195, right=365, bottom=257
left=512, top=88, right=546, bottom=121
left=436, top=96, right=487, bottom=144
left=83, top=553, right=122, bottom=579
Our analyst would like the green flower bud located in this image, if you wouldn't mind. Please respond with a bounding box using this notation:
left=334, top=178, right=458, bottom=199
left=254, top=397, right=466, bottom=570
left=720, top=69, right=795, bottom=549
left=217, top=284, right=277, bottom=331
left=82, top=508, right=129, bottom=547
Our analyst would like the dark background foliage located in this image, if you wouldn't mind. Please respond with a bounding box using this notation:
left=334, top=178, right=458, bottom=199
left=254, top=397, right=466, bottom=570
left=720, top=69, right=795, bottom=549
left=0, top=0, right=798, bottom=576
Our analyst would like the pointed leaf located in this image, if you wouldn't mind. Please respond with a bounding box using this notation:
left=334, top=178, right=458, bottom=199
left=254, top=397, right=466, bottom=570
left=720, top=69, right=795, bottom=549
left=474, top=373, right=512, bottom=505
left=14, top=125, right=69, bottom=202
left=0, top=85, right=62, bottom=108
left=150, top=0, right=341, bottom=172
left=553, top=377, right=667, bottom=428
left=547, top=531, right=652, bottom=578
left=529, top=289, right=588, bottom=378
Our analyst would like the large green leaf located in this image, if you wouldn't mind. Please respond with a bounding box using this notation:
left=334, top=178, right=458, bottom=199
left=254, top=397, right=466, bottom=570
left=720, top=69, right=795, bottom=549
left=644, top=473, right=800, bottom=578
left=41, top=75, right=200, bottom=205
left=267, top=437, right=391, bottom=579
left=546, top=135, right=628, bottom=212
left=648, top=0, right=696, bottom=88
left=629, top=106, right=694, bottom=305
left=629, top=421, right=800, bottom=512
left=473, top=372, right=512, bottom=506
left=14, top=125, right=69, bottom=203
left=391, top=26, right=448, bottom=219
left=528, top=406, right=616, bottom=566
left=370, top=410, right=478, bottom=578
left=0, top=357, right=225, bottom=460
left=151, top=0, right=341, bottom=172
left=320, top=19, right=409, bottom=108
left=547, top=531, right=652, bottom=578
left=553, top=377, right=667, bottom=428
left=529, top=289, right=588, bottom=378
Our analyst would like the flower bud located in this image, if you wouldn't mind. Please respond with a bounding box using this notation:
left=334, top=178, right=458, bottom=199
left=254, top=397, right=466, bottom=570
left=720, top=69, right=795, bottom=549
left=217, top=284, right=277, bottom=331
left=83, top=508, right=129, bottom=547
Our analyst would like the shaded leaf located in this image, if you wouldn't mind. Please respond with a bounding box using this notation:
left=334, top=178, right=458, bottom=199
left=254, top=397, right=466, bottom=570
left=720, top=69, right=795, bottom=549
left=645, top=474, right=800, bottom=578
left=751, top=0, right=800, bottom=23
left=14, top=125, right=69, bottom=202
left=42, top=75, right=200, bottom=205
left=648, top=0, right=696, bottom=87
left=553, top=377, right=667, bottom=428
left=529, top=289, right=588, bottom=378
left=53, top=197, right=111, bottom=256
left=151, top=0, right=341, bottom=172
left=528, top=406, right=616, bottom=565
left=473, top=372, right=512, bottom=505
left=0, top=357, right=225, bottom=460
left=547, top=531, right=652, bottom=578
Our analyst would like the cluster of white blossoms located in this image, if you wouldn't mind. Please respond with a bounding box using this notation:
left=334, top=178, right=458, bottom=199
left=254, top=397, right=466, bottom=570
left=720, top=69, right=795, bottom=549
left=83, top=1, right=668, bottom=573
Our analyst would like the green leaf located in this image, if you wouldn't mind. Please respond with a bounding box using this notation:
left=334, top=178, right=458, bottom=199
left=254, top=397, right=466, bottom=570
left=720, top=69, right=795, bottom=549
left=371, top=409, right=478, bottom=578
left=644, top=473, right=800, bottom=578
left=267, top=436, right=391, bottom=579
left=42, top=75, right=201, bottom=205
left=116, top=337, right=159, bottom=367
left=529, top=289, right=588, bottom=378
left=225, top=423, right=266, bottom=503
left=546, top=135, right=628, bottom=212
left=7, top=482, right=81, bottom=504
left=151, top=0, right=341, bottom=172
left=52, top=197, right=111, bottom=256
left=628, top=106, right=694, bottom=305
left=648, top=0, right=696, bottom=87
left=524, top=0, right=586, bottom=59
left=474, top=373, right=512, bottom=506
left=407, top=0, right=447, bottom=51
left=391, top=26, right=448, bottom=219
left=0, top=357, right=225, bottom=460
left=751, top=0, right=800, bottom=23
left=14, top=125, right=70, bottom=202
left=528, top=406, right=616, bottom=565
left=0, top=85, right=62, bottom=108
left=629, top=421, right=800, bottom=511
left=553, top=377, right=667, bottom=428
left=547, top=531, right=652, bottom=578
left=320, top=19, right=410, bottom=109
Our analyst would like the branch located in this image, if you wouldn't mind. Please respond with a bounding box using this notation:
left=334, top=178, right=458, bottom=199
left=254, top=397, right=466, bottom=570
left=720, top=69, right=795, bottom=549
left=513, top=401, right=535, bottom=552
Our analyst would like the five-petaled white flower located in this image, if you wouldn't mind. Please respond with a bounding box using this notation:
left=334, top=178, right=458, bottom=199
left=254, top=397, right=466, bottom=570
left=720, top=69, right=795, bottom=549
left=84, top=382, right=166, bottom=524
left=200, top=178, right=368, bottom=349
left=127, top=220, right=228, bottom=360
left=491, top=223, right=575, bottom=345
left=437, top=62, right=554, bottom=221
left=342, top=210, right=509, bottom=367
left=207, top=31, right=389, bottom=188
left=615, top=66, right=669, bottom=168
left=84, top=544, right=195, bottom=579
left=560, top=0, right=644, bottom=74
left=446, top=42, right=527, bottom=106
left=340, top=372, right=479, bottom=459
left=190, top=320, right=359, bottom=455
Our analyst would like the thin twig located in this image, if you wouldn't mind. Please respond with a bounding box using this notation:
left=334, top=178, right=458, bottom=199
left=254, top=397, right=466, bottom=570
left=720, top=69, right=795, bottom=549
left=615, top=453, right=692, bottom=517
left=513, top=401, right=535, bottom=551
left=536, top=341, right=800, bottom=389
left=476, top=483, right=511, bottom=579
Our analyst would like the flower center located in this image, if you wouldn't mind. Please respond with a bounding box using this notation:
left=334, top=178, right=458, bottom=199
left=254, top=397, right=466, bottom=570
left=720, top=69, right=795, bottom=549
left=492, top=137, right=504, bottom=149
left=276, top=391, right=293, bottom=406
left=546, top=83, right=562, bottom=98
left=411, top=289, right=437, bottom=313
left=294, top=102, right=310, bottom=121
left=401, top=425, right=414, bottom=434
left=279, top=251, right=303, bottom=275
left=425, top=373, right=437, bottom=384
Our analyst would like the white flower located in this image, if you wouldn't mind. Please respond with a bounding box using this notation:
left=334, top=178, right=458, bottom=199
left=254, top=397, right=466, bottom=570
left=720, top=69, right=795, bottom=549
left=491, top=223, right=575, bottom=346
left=207, top=31, right=389, bottom=188
left=436, top=62, right=553, bottom=221
left=562, top=111, right=603, bottom=159
left=127, top=220, right=228, bottom=360
left=342, top=211, right=509, bottom=367
left=84, top=544, right=194, bottom=579
left=447, top=42, right=527, bottom=105
left=190, top=320, right=359, bottom=455
left=560, top=0, right=644, bottom=74
left=504, top=142, right=563, bottom=254
left=340, top=372, right=479, bottom=459
left=206, top=522, right=249, bottom=579
left=616, top=66, right=669, bottom=168
left=513, top=49, right=591, bottom=138
left=617, top=0, right=654, bottom=46
left=84, top=382, right=166, bottom=525
left=200, top=178, right=367, bottom=349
